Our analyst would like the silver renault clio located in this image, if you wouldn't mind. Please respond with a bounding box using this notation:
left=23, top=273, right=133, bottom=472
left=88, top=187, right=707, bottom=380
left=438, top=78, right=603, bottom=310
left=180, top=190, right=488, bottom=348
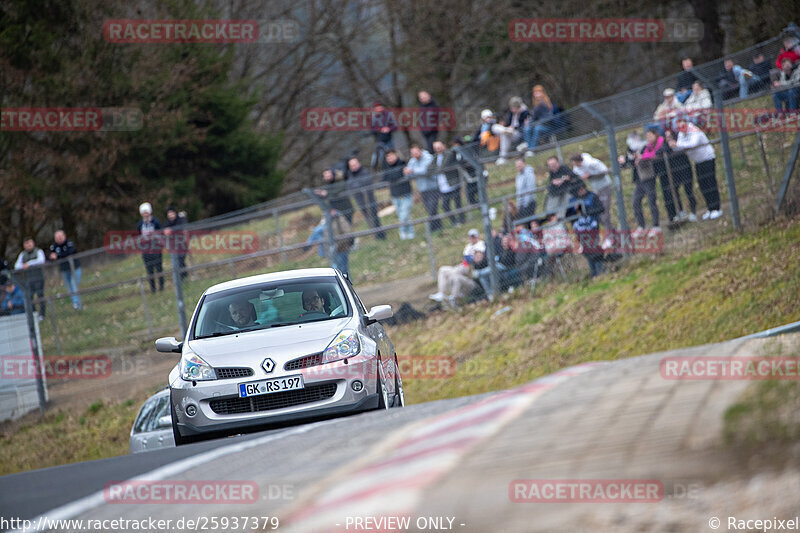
left=156, top=268, right=404, bottom=446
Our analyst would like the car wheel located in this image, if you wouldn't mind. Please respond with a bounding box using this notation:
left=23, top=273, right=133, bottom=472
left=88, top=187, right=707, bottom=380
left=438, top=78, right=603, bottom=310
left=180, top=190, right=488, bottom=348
left=391, top=355, right=405, bottom=408
left=376, top=358, right=390, bottom=410
left=170, top=392, right=199, bottom=446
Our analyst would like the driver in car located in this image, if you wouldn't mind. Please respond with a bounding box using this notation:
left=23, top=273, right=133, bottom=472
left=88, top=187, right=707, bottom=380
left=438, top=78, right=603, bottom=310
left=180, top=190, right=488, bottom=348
left=228, top=299, right=258, bottom=328
left=301, top=289, right=327, bottom=315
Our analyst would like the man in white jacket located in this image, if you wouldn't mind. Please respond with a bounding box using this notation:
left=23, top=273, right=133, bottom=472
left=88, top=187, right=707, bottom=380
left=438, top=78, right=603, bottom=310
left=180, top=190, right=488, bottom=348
left=14, top=237, right=47, bottom=319
left=570, top=152, right=614, bottom=229
left=669, top=117, right=722, bottom=220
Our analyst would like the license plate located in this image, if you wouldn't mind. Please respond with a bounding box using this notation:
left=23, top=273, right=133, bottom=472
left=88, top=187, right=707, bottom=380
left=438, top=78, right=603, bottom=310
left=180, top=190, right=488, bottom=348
left=239, top=375, right=304, bottom=397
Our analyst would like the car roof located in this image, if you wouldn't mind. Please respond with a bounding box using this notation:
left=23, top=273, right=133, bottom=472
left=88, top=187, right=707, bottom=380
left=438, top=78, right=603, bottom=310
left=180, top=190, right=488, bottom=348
left=204, top=268, right=340, bottom=295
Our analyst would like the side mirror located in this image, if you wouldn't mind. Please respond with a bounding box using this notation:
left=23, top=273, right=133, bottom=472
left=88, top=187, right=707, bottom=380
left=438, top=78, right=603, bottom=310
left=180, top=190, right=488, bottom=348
left=155, top=337, right=182, bottom=353
left=156, top=415, right=172, bottom=429
left=365, top=305, right=393, bottom=325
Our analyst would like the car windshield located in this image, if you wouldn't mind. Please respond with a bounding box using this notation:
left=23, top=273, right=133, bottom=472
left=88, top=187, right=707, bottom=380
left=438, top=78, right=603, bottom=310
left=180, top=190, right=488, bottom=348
left=192, top=276, right=351, bottom=339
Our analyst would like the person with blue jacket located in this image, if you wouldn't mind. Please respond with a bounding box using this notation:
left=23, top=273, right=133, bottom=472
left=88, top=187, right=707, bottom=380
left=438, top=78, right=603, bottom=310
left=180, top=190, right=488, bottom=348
left=572, top=182, right=606, bottom=277
left=1, top=282, right=25, bottom=315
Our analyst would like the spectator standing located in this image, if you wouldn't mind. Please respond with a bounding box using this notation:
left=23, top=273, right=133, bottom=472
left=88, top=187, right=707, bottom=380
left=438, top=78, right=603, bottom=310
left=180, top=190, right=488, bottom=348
left=383, top=150, right=414, bottom=240
left=572, top=182, right=606, bottom=277
left=527, top=85, right=556, bottom=151
left=663, top=129, right=698, bottom=222
left=164, top=206, right=188, bottom=279
left=417, top=90, right=440, bottom=153
left=346, top=156, right=385, bottom=240
left=330, top=209, right=353, bottom=278
left=670, top=117, right=722, bottom=220
left=316, top=168, right=355, bottom=223
left=545, top=156, right=585, bottom=218
left=14, top=238, right=46, bottom=320
left=494, top=96, right=530, bottom=165
left=570, top=152, right=614, bottom=230
left=137, top=202, right=165, bottom=293
left=435, top=141, right=465, bottom=226
left=515, top=157, right=537, bottom=220
left=773, top=58, right=800, bottom=111
left=48, top=230, right=82, bottom=310
left=675, top=58, right=697, bottom=104
left=451, top=138, right=480, bottom=205
left=404, top=144, right=440, bottom=232
left=1, top=282, right=25, bottom=315
left=622, top=128, right=660, bottom=230
left=370, top=101, right=396, bottom=150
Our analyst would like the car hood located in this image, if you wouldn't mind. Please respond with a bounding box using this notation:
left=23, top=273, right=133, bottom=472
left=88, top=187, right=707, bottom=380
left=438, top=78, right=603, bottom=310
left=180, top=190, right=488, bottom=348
left=186, top=317, right=354, bottom=367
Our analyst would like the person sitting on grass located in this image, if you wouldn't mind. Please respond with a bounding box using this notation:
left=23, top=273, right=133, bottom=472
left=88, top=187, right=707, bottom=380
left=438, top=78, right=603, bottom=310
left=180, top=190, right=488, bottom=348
left=429, top=229, right=484, bottom=309
left=773, top=58, right=800, bottom=111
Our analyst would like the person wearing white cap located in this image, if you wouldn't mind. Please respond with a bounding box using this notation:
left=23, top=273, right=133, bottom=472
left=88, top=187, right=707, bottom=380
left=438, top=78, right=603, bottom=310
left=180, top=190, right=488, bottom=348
left=474, top=109, right=499, bottom=156
left=428, top=229, right=485, bottom=308
left=651, top=88, right=684, bottom=134
left=137, top=201, right=165, bottom=292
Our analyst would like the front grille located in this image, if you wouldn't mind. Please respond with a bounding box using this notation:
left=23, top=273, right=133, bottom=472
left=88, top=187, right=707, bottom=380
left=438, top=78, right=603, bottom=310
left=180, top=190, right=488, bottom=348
left=209, top=383, right=338, bottom=415
left=215, top=367, right=255, bottom=380
left=284, top=353, right=323, bottom=371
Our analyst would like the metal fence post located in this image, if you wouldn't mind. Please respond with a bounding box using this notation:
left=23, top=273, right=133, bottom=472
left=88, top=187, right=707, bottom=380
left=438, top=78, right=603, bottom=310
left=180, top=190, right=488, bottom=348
left=274, top=209, right=287, bottom=263
left=137, top=279, right=154, bottom=335
left=424, top=220, right=437, bottom=283
left=14, top=273, right=46, bottom=414
left=477, top=169, right=498, bottom=298
left=695, top=71, right=741, bottom=229
left=47, top=297, right=63, bottom=355
left=170, top=253, right=188, bottom=337
left=774, top=131, right=800, bottom=214
left=580, top=103, right=630, bottom=232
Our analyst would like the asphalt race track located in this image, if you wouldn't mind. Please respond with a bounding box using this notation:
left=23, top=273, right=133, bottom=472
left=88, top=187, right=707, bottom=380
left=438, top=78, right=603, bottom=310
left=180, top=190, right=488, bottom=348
left=2, top=334, right=796, bottom=533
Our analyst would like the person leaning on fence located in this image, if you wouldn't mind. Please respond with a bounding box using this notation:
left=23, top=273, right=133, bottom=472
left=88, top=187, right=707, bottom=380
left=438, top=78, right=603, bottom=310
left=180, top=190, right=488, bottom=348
left=569, top=152, right=614, bottom=231
left=329, top=209, right=354, bottom=279
left=650, top=119, right=682, bottom=224
left=451, top=137, right=480, bottom=205
left=383, top=149, right=414, bottom=240
left=436, top=141, right=465, bottom=226
left=773, top=58, right=800, bottom=111
left=717, top=59, right=754, bottom=100
left=572, top=182, right=606, bottom=278
left=514, top=157, right=537, bottom=220
left=621, top=128, right=660, bottom=230
left=164, top=205, right=188, bottom=280
left=545, top=156, right=585, bottom=218
left=0, top=281, right=25, bottom=316
left=48, top=230, right=82, bottom=310
left=14, top=237, right=46, bottom=320
left=404, top=143, right=440, bottom=233
left=137, top=202, right=165, bottom=293
left=664, top=128, right=698, bottom=222
left=428, top=228, right=484, bottom=309
left=316, top=168, right=355, bottom=223
left=670, top=116, right=722, bottom=220
left=346, top=156, right=385, bottom=240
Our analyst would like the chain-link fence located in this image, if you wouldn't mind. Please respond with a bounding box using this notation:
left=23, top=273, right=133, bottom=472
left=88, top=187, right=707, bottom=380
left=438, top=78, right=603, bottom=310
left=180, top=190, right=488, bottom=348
left=3, top=25, right=799, bottom=416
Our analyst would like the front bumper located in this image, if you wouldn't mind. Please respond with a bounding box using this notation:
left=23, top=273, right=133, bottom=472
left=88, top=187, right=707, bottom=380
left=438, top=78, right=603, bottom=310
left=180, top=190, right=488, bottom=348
left=170, top=356, right=379, bottom=436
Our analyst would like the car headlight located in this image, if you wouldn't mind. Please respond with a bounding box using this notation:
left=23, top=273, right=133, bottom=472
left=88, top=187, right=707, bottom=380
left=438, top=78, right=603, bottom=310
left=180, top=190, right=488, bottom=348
left=180, top=352, right=217, bottom=381
left=322, top=330, right=361, bottom=364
